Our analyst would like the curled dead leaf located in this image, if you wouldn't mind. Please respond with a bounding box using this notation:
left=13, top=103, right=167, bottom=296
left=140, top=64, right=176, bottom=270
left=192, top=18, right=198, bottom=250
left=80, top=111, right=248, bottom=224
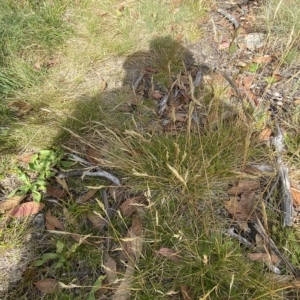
left=34, top=278, right=58, bottom=294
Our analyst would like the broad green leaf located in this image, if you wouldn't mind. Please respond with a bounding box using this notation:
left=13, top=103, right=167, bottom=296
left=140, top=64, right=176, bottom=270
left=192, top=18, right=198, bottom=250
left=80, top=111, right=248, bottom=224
left=60, top=161, right=74, bottom=169
left=39, top=150, right=54, bottom=156
left=32, top=190, right=42, bottom=202
left=34, top=260, right=44, bottom=267
left=28, top=162, right=42, bottom=171
left=56, top=240, right=65, bottom=254
left=18, top=173, right=30, bottom=183
left=87, top=275, right=106, bottom=300
left=30, top=153, right=39, bottom=164
left=41, top=252, right=59, bottom=261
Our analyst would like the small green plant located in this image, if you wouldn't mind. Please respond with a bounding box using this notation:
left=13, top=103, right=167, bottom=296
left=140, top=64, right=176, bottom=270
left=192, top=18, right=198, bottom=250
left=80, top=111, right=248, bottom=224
left=248, top=62, right=261, bottom=73
left=34, top=240, right=80, bottom=269
left=8, top=148, right=73, bottom=202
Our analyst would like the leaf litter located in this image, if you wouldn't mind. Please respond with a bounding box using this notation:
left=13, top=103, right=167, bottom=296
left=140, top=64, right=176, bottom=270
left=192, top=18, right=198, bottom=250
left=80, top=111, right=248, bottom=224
left=2, top=0, right=300, bottom=298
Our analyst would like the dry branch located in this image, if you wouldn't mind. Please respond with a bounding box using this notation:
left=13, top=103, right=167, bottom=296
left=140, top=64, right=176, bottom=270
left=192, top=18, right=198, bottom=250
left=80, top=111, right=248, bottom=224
left=272, top=124, right=293, bottom=227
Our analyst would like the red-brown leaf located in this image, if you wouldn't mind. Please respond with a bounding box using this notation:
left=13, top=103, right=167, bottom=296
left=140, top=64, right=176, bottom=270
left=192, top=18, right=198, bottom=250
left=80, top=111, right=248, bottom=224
left=120, top=196, right=146, bottom=217
left=34, top=278, right=58, bottom=294
left=8, top=202, right=45, bottom=218
left=46, top=186, right=67, bottom=198
left=81, top=189, right=99, bottom=203
left=46, top=214, right=64, bottom=230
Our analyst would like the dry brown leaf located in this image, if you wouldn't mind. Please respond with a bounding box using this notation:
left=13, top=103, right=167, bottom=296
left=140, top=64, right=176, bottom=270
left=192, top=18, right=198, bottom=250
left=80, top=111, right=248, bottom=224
left=294, top=99, right=300, bottom=105
left=157, top=248, right=179, bottom=262
left=0, top=195, right=26, bottom=211
left=7, top=202, right=45, bottom=218
left=103, top=252, right=118, bottom=284
left=123, top=215, right=143, bottom=261
left=87, top=212, right=106, bottom=230
left=46, top=214, right=64, bottom=230
left=111, top=259, right=134, bottom=300
left=259, top=128, right=272, bottom=142
left=225, top=191, right=257, bottom=221
left=227, top=180, right=260, bottom=195
left=46, top=185, right=67, bottom=198
left=181, top=285, right=191, bottom=300
left=291, top=188, right=300, bottom=206
left=247, top=253, right=279, bottom=264
left=34, top=278, right=58, bottom=294
left=120, top=196, right=145, bottom=217
left=113, top=214, right=143, bottom=300
left=81, top=189, right=99, bottom=203
left=252, top=55, right=272, bottom=64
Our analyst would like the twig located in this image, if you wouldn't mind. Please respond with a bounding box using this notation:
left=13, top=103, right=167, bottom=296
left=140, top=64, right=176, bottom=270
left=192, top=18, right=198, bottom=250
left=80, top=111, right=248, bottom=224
left=226, top=227, right=253, bottom=248
left=99, top=189, right=124, bottom=235
left=133, top=73, right=145, bottom=91
left=253, top=220, right=300, bottom=277
left=158, top=94, right=168, bottom=114
left=272, top=124, right=294, bottom=227
left=68, top=153, right=93, bottom=167
left=217, top=8, right=240, bottom=29
left=58, top=168, right=121, bottom=186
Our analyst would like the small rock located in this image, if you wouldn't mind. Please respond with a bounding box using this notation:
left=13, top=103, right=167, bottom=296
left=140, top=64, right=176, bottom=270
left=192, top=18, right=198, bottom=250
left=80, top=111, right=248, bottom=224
left=237, top=33, right=266, bottom=51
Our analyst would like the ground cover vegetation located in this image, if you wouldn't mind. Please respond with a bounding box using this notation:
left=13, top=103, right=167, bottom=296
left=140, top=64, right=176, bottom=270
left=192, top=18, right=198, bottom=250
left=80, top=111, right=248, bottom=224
left=1, top=0, right=300, bottom=299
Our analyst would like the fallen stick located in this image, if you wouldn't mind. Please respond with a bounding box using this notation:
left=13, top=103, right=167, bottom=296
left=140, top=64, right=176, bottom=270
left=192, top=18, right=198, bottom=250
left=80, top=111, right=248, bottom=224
left=217, top=8, right=240, bottom=29
left=272, top=124, right=293, bottom=227
left=253, top=220, right=299, bottom=277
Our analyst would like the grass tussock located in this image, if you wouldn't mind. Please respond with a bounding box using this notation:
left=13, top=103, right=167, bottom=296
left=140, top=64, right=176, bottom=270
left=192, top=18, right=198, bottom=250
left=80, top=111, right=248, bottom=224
left=2, top=0, right=300, bottom=299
